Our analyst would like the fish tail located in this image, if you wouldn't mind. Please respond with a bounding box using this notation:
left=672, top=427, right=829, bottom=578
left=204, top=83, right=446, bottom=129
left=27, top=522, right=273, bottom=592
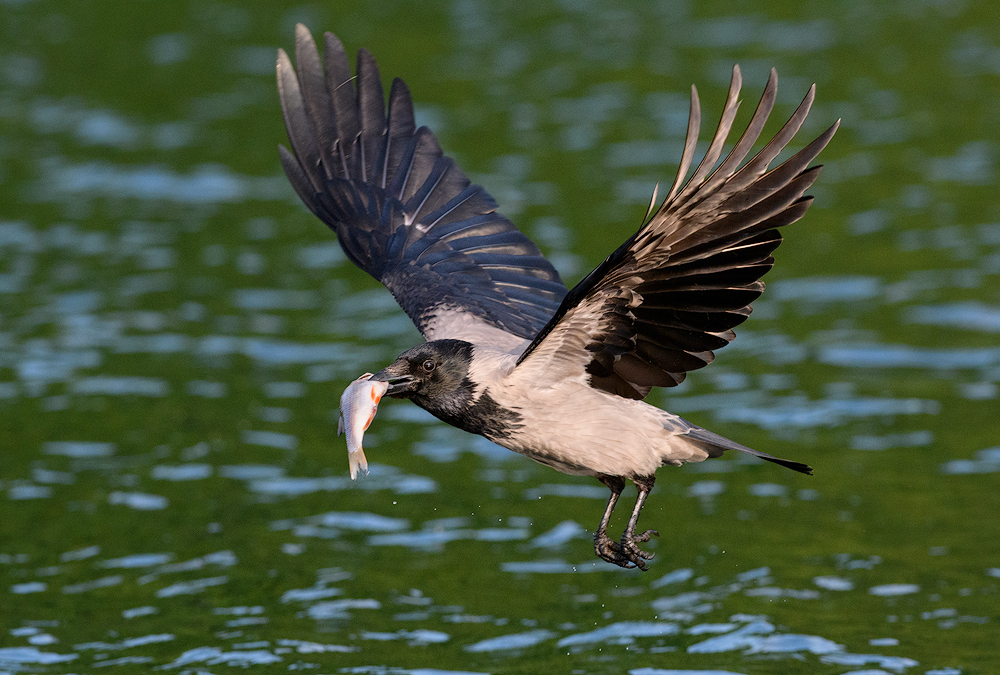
left=349, top=449, right=369, bottom=480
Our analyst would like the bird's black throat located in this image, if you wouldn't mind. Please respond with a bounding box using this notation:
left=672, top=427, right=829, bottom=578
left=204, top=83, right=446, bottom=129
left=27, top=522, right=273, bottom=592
left=415, top=381, right=523, bottom=442
left=401, top=341, right=523, bottom=442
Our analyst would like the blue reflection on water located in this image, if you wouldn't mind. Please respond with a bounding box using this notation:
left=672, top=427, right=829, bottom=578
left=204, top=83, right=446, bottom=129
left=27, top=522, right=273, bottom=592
left=941, top=446, right=1000, bottom=474
left=819, top=343, right=1000, bottom=370
left=907, top=301, right=1000, bottom=333
left=39, top=160, right=287, bottom=204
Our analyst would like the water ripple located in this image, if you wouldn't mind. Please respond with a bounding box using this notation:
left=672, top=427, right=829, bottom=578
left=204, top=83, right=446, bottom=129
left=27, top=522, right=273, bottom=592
left=557, top=621, right=680, bottom=648
left=0, top=647, right=78, bottom=666
left=160, top=646, right=282, bottom=668
left=464, top=628, right=556, bottom=652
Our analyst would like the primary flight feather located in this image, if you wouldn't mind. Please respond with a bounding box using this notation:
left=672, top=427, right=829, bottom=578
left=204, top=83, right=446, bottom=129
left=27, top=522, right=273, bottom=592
left=278, top=24, right=838, bottom=569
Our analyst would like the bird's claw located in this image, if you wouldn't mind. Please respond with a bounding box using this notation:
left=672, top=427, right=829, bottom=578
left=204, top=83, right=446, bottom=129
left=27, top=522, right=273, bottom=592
left=620, top=528, right=658, bottom=568
left=595, top=529, right=658, bottom=570
left=633, top=528, right=658, bottom=544
left=594, top=532, right=625, bottom=563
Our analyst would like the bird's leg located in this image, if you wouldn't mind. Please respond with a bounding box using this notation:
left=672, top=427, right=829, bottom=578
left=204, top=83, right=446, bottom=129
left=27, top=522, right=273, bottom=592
left=593, top=475, right=630, bottom=567
left=619, top=474, right=658, bottom=570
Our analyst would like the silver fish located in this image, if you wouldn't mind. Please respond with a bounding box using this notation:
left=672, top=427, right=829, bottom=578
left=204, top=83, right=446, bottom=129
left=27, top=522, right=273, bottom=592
left=337, top=373, right=389, bottom=479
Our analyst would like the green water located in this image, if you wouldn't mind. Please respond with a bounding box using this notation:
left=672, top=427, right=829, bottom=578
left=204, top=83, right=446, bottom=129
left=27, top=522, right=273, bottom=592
left=2, top=1, right=999, bottom=673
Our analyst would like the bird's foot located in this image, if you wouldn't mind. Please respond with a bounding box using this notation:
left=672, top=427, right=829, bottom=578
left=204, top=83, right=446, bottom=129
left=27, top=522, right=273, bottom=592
left=594, top=531, right=633, bottom=569
left=619, top=528, right=658, bottom=570
left=594, top=529, right=658, bottom=570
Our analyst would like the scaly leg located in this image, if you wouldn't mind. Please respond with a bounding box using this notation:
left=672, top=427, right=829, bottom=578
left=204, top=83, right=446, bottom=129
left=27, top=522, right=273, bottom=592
left=593, top=475, right=628, bottom=566
left=619, top=475, right=658, bottom=570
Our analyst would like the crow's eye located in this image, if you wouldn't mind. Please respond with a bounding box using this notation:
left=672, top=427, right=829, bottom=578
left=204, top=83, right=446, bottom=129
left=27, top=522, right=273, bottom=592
left=421, top=359, right=436, bottom=373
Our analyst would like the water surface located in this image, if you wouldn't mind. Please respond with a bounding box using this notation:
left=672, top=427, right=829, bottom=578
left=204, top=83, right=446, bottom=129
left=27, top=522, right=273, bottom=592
left=2, top=1, right=998, bottom=673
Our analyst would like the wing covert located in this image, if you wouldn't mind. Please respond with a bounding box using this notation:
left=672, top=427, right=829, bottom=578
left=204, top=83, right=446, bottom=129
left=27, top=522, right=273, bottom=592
left=515, top=66, right=839, bottom=399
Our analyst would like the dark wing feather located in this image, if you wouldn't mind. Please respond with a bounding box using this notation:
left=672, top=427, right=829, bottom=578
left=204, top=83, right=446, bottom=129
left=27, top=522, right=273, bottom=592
left=278, top=25, right=567, bottom=343
left=515, top=66, right=839, bottom=399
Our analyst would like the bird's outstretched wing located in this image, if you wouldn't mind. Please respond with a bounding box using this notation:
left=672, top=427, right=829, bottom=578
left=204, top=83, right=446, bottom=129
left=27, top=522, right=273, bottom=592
left=514, top=66, right=839, bottom=399
left=277, top=25, right=567, bottom=346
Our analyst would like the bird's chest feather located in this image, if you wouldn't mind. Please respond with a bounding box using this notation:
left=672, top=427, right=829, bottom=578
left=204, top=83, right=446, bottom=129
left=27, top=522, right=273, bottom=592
left=487, top=380, right=671, bottom=477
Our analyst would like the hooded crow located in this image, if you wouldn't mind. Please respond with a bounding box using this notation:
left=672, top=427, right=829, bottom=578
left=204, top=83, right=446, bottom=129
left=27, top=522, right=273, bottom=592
left=277, top=25, right=839, bottom=569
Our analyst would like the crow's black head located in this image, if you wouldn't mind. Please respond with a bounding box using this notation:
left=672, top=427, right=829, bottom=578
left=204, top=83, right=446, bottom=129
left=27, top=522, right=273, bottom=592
left=370, top=339, right=522, bottom=440
left=370, top=339, right=475, bottom=406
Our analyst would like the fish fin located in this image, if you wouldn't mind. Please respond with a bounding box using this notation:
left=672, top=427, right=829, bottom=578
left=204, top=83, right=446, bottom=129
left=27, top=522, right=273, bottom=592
left=349, top=449, right=368, bottom=480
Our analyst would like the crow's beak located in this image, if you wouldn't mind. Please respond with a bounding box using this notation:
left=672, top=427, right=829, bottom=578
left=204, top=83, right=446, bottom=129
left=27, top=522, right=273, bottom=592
left=370, top=362, right=417, bottom=397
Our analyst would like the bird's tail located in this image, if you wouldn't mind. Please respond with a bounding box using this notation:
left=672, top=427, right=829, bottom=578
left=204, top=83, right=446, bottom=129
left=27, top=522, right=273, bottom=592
left=679, top=424, right=813, bottom=475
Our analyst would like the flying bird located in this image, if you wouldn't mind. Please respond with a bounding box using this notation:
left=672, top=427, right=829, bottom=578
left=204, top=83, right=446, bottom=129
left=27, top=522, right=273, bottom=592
left=277, top=24, right=838, bottom=569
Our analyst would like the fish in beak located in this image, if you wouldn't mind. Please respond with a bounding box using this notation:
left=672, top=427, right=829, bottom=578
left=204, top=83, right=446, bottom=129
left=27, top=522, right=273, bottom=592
left=370, top=361, right=419, bottom=397
left=337, top=373, right=389, bottom=479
